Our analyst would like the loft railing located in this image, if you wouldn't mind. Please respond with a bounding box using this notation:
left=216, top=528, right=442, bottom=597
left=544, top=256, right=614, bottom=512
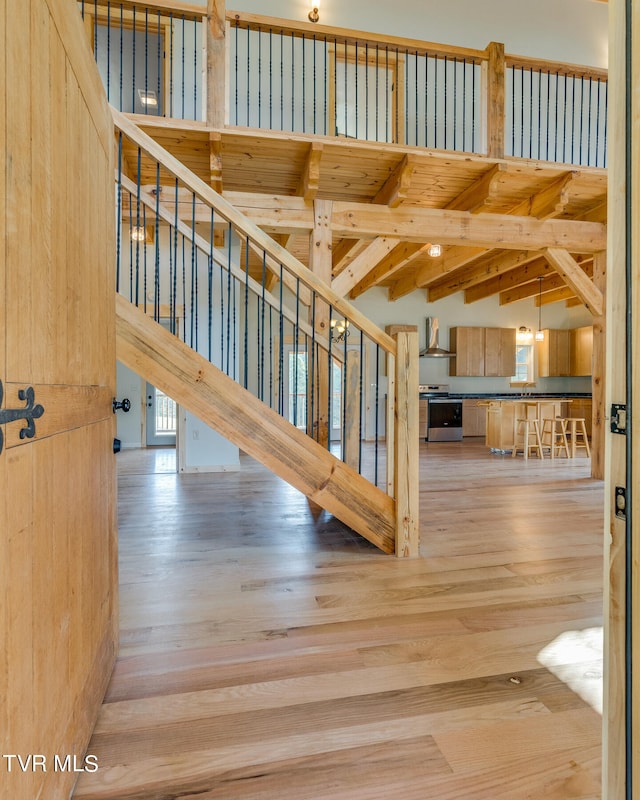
left=113, top=109, right=416, bottom=515
left=79, top=1, right=608, bottom=166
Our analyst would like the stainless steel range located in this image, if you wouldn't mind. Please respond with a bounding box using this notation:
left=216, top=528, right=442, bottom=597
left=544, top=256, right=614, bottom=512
left=419, top=384, right=463, bottom=441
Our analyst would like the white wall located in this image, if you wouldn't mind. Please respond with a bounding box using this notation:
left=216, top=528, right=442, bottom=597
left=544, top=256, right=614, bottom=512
left=353, top=286, right=593, bottom=395
left=219, top=0, right=608, bottom=68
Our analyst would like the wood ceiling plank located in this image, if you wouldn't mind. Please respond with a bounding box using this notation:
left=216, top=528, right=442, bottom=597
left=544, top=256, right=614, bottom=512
left=427, top=250, right=541, bottom=301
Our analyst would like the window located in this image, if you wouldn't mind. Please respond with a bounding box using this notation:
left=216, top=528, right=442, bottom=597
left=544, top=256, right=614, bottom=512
left=511, top=343, right=534, bottom=384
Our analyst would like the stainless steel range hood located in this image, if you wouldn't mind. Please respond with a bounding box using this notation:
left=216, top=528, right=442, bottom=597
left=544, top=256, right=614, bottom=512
left=419, top=317, right=453, bottom=357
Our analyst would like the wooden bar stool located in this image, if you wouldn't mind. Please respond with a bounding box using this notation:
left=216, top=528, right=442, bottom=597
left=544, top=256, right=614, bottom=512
left=562, top=417, right=591, bottom=458
left=512, top=418, right=544, bottom=459
left=540, top=417, right=570, bottom=459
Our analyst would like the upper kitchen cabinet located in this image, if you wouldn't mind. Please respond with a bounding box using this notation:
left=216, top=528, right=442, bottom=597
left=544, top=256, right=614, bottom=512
left=537, top=329, right=572, bottom=377
left=570, top=325, right=594, bottom=376
left=449, top=327, right=516, bottom=377
left=537, top=327, right=593, bottom=377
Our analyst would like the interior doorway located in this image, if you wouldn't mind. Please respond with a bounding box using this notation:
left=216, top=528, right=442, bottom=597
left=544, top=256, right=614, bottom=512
left=145, top=382, right=177, bottom=447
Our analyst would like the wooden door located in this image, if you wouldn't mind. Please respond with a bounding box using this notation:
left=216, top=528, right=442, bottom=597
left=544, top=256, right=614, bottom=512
left=1, top=1, right=117, bottom=798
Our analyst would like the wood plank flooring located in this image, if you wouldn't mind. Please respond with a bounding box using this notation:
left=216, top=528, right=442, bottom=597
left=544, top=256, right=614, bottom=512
left=74, top=440, right=604, bottom=799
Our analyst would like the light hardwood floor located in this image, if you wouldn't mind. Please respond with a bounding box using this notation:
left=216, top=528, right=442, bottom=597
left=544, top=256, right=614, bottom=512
left=74, top=439, right=604, bottom=800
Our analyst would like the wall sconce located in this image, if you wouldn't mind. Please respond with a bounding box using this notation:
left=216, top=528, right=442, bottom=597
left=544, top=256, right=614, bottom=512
left=130, top=225, right=153, bottom=244
left=535, top=277, right=545, bottom=341
left=517, top=326, right=533, bottom=343
left=330, top=318, right=349, bottom=342
left=308, top=1, right=320, bottom=22
left=427, top=243, right=442, bottom=258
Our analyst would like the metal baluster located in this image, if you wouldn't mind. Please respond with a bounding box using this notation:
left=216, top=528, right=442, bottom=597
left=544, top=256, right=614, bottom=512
left=157, top=11, right=162, bottom=116
left=119, top=5, right=123, bottom=111
left=247, top=23, right=251, bottom=126
left=570, top=74, right=576, bottom=163
left=259, top=250, right=267, bottom=401
left=563, top=73, right=568, bottom=162
left=595, top=78, right=601, bottom=167
left=291, top=32, right=295, bottom=132
left=280, top=30, right=284, bottom=130
left=355, top=41, right=359, bottom=141
left=144, top=9, right=149, bottom=114
left=537, top=69, right=542, bottom=159
left=554, top=72, right=559, bottom=162
left=327, top=305, right=333, bottom=451
left=232, top=20, right=238, bottom=124
left=603, top=79, right=608, bottom=167
left=193, top=16, right=198, bottom=120
left=310, top=292, right=316, bottom=441
left=142, top=204, right=147, bottom=314
left=462, top=58, right=466, bottom=152
left=269, top=29, right=273, bottom=129
left=374, top=344, right=380, bottom=487
left=243, top=235, right=250, bottom=390
left=545, top=71, right=551, bottom=161
left=172, top=179, right=179, bottom=336
left=529, top=67, right=533, bottom=158
left=302, top=34, right=306, bottom=132
left=106, top=2, right=111, bottom=102
left=365, top=43, right=370, bottom=141
left=226, top=223, right=232, bottom=374
left=375, top=45, right=379, bottom=141
left=169, top=14, right=174, bottom=117
left=135, top=147, right=142, bottom=307
left=344, top=39, right=348, bottom=137
left=208, top=208, right=214, bottom=362
left=358, top=333, right=364, bottom=474
left=116, top=132, right=123, bottom=292
left=424, top=52, right=428, bottom=148
left=278, top=267, right=284, bottom=416
left=181, top=15, right=185, bottom=118
left=443, top=55, right=448, bottom=149
left=132, top=6, right=136, bottom=113
left=434, top=56, right=438, bottom=148
left=586, top=77, right=593, bottom=166
left=293, top=279, right=300, bottom=426
left=191, top=193, right=197, bottom=349
left=258, top=27, right=262, bottom=128
left=342, top=337, right=347, bottom=463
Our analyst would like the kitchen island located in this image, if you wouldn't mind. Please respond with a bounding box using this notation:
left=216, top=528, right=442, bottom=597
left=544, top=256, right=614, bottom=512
left=483, top=397, right=592, bottom=453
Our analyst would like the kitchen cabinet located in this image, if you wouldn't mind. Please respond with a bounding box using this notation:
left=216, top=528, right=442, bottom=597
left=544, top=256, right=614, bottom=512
left=449, top=326, right=516, bottom=377
left=463, top=400, right=487, bottom=437
left=537, top=327, right=593, bottom=377
left=570, top=326, right=593, bottom=376
left=568, top=397, right=593, bottom=437
left=537, top=329, right=571, bottom=377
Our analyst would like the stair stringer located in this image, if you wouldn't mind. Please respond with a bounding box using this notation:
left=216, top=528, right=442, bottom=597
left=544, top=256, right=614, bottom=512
left=116, top=294, right=396, bottom=554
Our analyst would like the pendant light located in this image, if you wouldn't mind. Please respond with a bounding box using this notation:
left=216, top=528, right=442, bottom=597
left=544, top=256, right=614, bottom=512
left=535, top=277, right=545, bottom=341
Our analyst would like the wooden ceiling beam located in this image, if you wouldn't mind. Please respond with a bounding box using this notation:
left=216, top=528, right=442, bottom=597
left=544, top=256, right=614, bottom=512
left=332, top=237, right=401, bottom=297
left=352, top=241, right=431, bottom=299
left=332, top=238, right=365, bottom=274
left=428, top=249, right=541, bottom=301
left=498, top=260, right=593, bottom=305
left=331, top=202, right=606, bottom=252
left=537, top=285, right=578, bottom=305
left=544, top=246, right=604, bottom=316
left=374, top=154, right=416, bottom=208
left=464, top=256, right=553, bottom=303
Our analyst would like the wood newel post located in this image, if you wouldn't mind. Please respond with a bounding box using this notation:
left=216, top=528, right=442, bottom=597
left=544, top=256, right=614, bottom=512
left=207, top=0, right=226, bottom=128
left=387, top=325, right=419, bottom=558
left=310, top=199, right=333, bottom=447
left=485, top=41, right=505, bottom=159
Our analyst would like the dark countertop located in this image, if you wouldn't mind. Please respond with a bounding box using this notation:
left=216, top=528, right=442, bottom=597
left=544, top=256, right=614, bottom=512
left=419, top=392, right=592, bottom=400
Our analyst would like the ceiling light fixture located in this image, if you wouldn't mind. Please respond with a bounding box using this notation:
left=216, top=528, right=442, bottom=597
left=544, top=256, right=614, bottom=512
left=427, top=243, right=442, bottom=258
left=535, top=277, right=545, bottom=341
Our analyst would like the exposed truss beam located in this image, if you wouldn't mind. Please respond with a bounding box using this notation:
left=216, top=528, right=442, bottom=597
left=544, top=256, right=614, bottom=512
left=351, top=242, right=431, bottom=299
left=445, top=163, right=508, bottom=212
left=332, top=237, right=401, bottom=297
left=544, top=246, right=604, bottom=316
left=332, top=239, right=364, bottom=274
left=498, top=260, right=593, bottom=305
left=427, top=250, right=541, bottom=302
left=331, top=202, right=606, bottom=252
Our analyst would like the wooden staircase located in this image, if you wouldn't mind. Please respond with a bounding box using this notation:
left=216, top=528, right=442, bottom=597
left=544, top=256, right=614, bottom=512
left=113, top=110, right=419, bottom=557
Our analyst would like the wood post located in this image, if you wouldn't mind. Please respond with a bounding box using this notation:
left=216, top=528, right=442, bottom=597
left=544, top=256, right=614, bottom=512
left=387, top=325, right=419, bottom=558
left=206, top=0, right=226, bottom=128
left=310, top=199, right=333, bottom=447
left=485, top=41, right=505, bottom=159
left=604, top=1, right=630, bottom=797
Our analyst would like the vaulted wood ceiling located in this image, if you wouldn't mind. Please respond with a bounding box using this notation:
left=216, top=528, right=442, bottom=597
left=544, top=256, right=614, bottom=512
left=128, top=117, right=607, bottom=313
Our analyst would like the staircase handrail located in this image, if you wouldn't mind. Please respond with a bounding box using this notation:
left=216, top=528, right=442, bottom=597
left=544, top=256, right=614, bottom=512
left=112, top=107, right=397, bottom=357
